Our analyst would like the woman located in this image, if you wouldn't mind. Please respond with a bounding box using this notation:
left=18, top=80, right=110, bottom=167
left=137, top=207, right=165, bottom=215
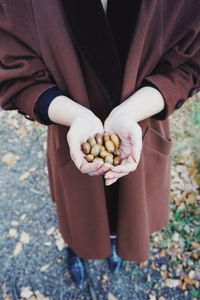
left=0, top=0, right=199, bottom=286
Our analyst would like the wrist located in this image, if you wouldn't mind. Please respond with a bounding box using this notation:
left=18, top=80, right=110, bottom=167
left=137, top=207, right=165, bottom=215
left=109, top=104, right=138, bottom=123
left=70, top=108, right=97, bottom=126
left=48, top=95, right=94, bottom=127
left=109, top=86, right=165, bottom=123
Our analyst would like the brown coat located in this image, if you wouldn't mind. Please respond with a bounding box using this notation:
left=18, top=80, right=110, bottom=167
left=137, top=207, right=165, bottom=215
left=0, top=0, right=200, bottom=261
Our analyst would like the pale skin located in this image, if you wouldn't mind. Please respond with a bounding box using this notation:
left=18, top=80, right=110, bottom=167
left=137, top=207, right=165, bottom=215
left=48, top=86, right=165, bottom=186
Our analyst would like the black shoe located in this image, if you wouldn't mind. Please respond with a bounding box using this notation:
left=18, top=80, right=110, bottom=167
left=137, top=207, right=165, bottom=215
left=107, top=238, right=123, bottom=273
left=67, top=246, right=86, bottom=286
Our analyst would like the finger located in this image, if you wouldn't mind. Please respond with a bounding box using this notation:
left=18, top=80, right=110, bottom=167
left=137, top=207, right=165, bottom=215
left=81, top=161, right=103, bottom=173
left=105, top=159, right=131, bottom=178
left=105, top=170, right=129, bottom=180
left=87, top=163, right=112, bottom=176
left=105, top=178, right=118, bottom=186
left=109, top=156, right=137, bottom=173
left=80, top=160, right=104, bottom=174
left=108, top=163, right=133, bottom=174
left=104, top=171, right=122, bottom=179
left=72, top=156, right=85, bottom=170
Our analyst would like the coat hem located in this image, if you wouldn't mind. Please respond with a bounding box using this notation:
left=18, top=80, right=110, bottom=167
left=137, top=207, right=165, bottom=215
left=57, top=215, right=170, bottom=261
left=116, top=216, right=170, bottom=262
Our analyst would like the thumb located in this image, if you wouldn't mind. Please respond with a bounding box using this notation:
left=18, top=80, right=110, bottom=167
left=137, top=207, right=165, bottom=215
left=103, top=118, right=113, bottom=134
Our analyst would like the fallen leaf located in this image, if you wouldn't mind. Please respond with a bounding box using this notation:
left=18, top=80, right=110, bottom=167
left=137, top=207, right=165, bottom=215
left=186, top=192, right=197, bottom=204
left=139, top=260, right=148, bottom=267
left=183, top=274, right=192, bottom=285
left=2, top=282, right=8, bottom=297
left=160, top=270, right=168, bottom=279
left=151, top=262, right=157, bottom=270
left=1, top=152, right=20, bottom=167
left=148, top=295, right=156, bottom=300
left=191, top=242, right=200, bottom=249
left=172, top=232, right=180, bottom=242
left=188, top=270, right=196, bottom=279
left=13, top=242, right=23, bottom=257
left=188, top=163, right=198, bottom=177
left=107, top=292, right=118, bottom=300
left=44, top=242, right=51, bottom=246
left=102, top=274, right=109, bottom=285
left=192, top=252, right=199, bottom=259
left=159, top=249, right=166, bottom=257
left=46, top=227, right=56, bottom=235
left=8, top=228, right=18, bottom=238
left=11, top=220, right=19, bottom=226
left=19, top=171, right=30, bottom=181
left=20, top=231, right=30, bottom=244
left=20, top=286, right=33, bottom=299
left=3, top=295, right=12, bottom=300
left=55, top=238, right=65, bottom=251
left=34, top=290, right=50, bottom=300
left=40, top=264, right=50, bottom=272
left=165, top=278, right=181, bottom=288
left=29, top=166, right=37, bottom=172
left=20, top=214, right=26, bottom=220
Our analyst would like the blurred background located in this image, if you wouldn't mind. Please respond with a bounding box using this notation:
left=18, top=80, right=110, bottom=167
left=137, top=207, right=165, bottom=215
left=0, top=92, right=199, bottom=300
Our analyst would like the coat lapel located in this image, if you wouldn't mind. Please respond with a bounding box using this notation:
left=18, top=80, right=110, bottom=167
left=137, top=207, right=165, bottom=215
left=62, top=0, right=141, bottom=107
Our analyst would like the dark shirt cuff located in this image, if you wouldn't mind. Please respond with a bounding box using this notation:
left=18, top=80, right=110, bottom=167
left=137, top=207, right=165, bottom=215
left=34, top=87, right=66, bottom=125
left=140, top=79, right=161, bottom=91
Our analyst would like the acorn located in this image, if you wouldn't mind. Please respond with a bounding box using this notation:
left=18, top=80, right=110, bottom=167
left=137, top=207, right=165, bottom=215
left=99, top=150, right=113, bottom=159
left=113, top=148, right=121, bottom=156
left=105, top=155, right=114, bottom=165
left=105, top=140, right=115, bottom=153
left=87, top=136, right=96, bottom=147
left=81, top=132, right=121, bottom=166
left=85, top=154, right=94, bottom=162
left=95, top=133, right=103, bottom=145
left=113, top=156, right=121, bottom=166
left=81, top=142, right=91, bottom=154
left=91, top=144, right=101, bottom=157
left=100, top=145, right=106, bottom=151
left=111, top=133, right=120, bottom=148
left=103, top=132, right=110, bottom=143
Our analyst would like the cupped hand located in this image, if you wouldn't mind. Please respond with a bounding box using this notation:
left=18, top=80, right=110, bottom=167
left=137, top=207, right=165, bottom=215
left=66, top=112, right=112, bottom=176
left=103, top=111, right=143, bottom=186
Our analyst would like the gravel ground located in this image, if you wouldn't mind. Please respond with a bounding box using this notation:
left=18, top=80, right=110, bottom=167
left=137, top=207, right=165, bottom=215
left=0, top=94, right=199, bottom=300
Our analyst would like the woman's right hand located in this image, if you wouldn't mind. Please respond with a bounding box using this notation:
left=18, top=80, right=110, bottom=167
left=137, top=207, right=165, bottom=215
left=66, top=111, right=112, bottom=176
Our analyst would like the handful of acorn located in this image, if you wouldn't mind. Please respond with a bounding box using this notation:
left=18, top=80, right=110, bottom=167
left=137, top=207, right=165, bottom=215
left=81, top=132, right=121, bottom=166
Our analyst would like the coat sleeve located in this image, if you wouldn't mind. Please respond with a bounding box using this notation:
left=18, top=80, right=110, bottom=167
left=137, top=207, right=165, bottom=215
left=0, top=3, right=58, bottom=125
left=141, top=0, right=200, bottom=121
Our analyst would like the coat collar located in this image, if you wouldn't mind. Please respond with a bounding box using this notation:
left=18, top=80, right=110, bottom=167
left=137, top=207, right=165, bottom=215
left=62, top=0, right=141, bottom=108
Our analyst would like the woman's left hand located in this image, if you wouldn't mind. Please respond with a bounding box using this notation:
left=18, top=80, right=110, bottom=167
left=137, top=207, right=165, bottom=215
left=103, top=110, right=143, bottom=186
